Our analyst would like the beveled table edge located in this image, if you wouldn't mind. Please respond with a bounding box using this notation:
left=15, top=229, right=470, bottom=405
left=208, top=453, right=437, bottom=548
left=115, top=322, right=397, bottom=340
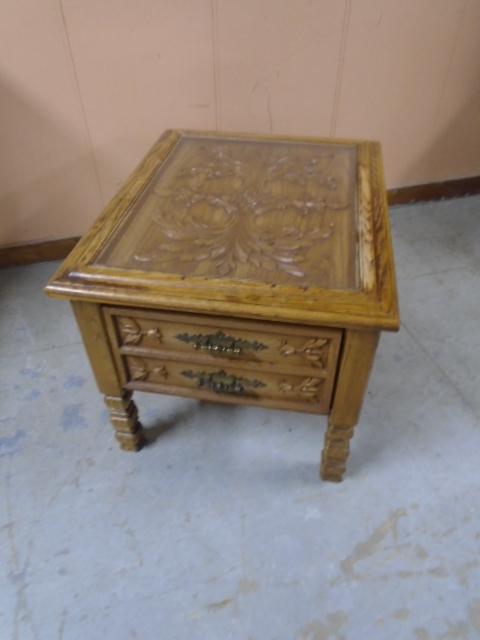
left=45, top=129, right=400, bottom=332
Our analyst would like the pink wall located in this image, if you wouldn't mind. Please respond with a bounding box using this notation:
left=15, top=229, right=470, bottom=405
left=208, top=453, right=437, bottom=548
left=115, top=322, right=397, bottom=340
left=1, top=0, right=480, bottom=246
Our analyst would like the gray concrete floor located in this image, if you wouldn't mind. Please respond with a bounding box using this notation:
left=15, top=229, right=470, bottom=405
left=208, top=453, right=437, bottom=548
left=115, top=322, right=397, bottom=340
left=1, top=196, right=480, bottom=640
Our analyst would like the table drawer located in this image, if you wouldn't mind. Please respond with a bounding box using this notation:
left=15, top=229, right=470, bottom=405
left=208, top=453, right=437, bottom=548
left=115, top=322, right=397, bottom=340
left=122, top=354, right=332, bottom=414
left=104, top=307, right=341, bottom=376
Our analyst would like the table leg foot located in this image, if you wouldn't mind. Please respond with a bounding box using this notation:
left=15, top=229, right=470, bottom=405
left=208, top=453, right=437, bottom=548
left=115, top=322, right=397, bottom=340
left=320, top=421, right=355, bottom=482
left=105, top=392, right=144, bottom=452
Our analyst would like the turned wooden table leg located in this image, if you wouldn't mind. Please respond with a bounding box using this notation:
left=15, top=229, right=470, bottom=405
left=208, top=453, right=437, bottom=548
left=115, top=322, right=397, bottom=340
left=71, top=301, right=144, bottom=451
left=320, top=329, right=379, bottom=482
left=104, top=392, right=144, bottom=451
left=321, top=422, right=355, bottom=482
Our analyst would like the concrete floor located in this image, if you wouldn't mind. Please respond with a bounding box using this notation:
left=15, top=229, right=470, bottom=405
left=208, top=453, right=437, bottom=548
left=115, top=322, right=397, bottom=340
left=1, top=196, right=480, bottom=640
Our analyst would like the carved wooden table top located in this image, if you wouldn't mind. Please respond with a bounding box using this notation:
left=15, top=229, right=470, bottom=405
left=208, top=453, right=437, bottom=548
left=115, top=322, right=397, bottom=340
left=47, top=130, right=398, bottom=330
left=46, top=130, right=399, bottom=482
left=99, top=134, right=358, bottom=290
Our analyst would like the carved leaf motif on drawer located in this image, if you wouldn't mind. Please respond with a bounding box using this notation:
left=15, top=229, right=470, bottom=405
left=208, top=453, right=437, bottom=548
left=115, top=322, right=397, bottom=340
left=279, top=377, right=322, bottom=400
left=279, top=337, right=328, bottom=368
left=118, top=318, right=162, bottom=346
left=129, top=359, right=168, bottom=382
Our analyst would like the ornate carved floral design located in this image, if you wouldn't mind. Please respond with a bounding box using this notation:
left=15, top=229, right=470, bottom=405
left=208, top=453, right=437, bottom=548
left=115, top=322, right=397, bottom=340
left=279, top=377, right=322, bottom=400
left=279, top=337, right=329, bottom=368
left=133, top=143, right=352, bottom=282
left=129, top=359, right=168, bottom=382
left=118, top=318, right=162, bottom=346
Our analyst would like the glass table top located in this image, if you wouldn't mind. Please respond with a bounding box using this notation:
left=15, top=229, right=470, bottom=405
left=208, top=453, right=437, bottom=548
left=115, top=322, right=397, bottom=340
left=96, top=134, right=359, bottom=291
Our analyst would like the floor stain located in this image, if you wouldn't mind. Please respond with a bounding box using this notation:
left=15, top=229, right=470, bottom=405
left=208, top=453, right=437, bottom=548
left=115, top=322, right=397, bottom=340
left=203, top=578, right=258, bottom=616
left=439, top=527, right=457, bottom=538
left=58, top=608, right=67, bottom=640
left=455, top=626, right=471, bottom=640
left=427, top=566, right=449, bottom=578
left=125, top=527, right=144, bottom=567
left=20, top=366, right=42, bottom=381
left=415, top=544, right=429, bottom=559
left=23, top=389, right=42, bottom=401
left=0, top=429, right=26, bottom=457
left=469, top=598, right=480, bottom=633
left=61, top=404, right=87, bottom=432
left=114, top=520, right=144, bottom=567
left=295, top=493, right=324, bottom=503
left=4, top=469, right=39, bottom=640
left=414, top=621, right=469, bottom=639
left=238, top=579, right=258, bottom=595
left=392, top=566, right=449, bottom=580
left=63, top=374, right=86, bottom=390
left=207, top=598, right=234, bottom=612
left=392, top=608, right=410, bottom=620
left=299, top=611, right=348, bottom=640
left=340, top=508, right=407, bottom=579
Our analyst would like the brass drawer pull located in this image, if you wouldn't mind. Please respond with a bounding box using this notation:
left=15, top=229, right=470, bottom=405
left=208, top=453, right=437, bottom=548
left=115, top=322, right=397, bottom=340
left=176, top=330, right=267, bottom=356
left=182, top=369, right=266, bottom=395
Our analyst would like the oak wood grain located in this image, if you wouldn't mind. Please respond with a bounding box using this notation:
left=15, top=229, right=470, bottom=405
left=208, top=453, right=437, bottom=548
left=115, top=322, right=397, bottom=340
left=123, top=356, right=332, bottom=415
left=103, top=307, right=341, bottom=377
left=320, top=329, right=379, bottom=481
left=71, top=301, right=144, bottom=451
left=98, top=136, right=359, bottom=290
left=44, top=131, right=400, bottom=481
left=45, top=130, right=399, bottom=332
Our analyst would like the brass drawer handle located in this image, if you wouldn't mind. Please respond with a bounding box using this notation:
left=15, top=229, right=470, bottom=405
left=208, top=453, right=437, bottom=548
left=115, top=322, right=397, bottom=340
left=176, top=330, right=267, bottom=356
left=182, top=369, right=266, bottom=395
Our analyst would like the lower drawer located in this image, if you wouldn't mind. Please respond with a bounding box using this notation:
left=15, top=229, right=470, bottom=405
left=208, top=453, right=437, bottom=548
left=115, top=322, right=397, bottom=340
left=122, top=354, right=333, bottom=414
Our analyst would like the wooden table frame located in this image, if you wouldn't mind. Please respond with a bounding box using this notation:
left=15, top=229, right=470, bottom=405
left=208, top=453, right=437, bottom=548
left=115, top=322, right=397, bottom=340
left=46, top=130, right=399, bottom=482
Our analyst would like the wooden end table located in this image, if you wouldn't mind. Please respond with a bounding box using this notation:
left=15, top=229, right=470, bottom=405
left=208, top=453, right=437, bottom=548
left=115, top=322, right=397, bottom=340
left=45, top=130, right=399, bottom=482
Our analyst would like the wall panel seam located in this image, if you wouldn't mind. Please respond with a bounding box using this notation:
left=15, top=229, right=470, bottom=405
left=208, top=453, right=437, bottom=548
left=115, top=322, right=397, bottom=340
left=57, top=0, right=105, bottom=205
left=329, top=0, right=351, bottom=137
left=431, top=0, right=467, bottom=133
left=210, top=0, right=221, bottom=130
left=429, top=0, right=468, bottom=181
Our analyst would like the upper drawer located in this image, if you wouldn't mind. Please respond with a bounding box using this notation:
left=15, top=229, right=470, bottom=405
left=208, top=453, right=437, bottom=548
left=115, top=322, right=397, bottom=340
left=104, top=307, right=342, bottom=376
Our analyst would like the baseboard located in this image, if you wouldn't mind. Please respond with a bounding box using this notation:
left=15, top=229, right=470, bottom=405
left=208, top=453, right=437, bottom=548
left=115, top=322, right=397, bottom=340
left=387, top=175, right=480, bottom=206
left=1, top=175, right=479, bottom=268
left=0, top=237, right=80, bottom=268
